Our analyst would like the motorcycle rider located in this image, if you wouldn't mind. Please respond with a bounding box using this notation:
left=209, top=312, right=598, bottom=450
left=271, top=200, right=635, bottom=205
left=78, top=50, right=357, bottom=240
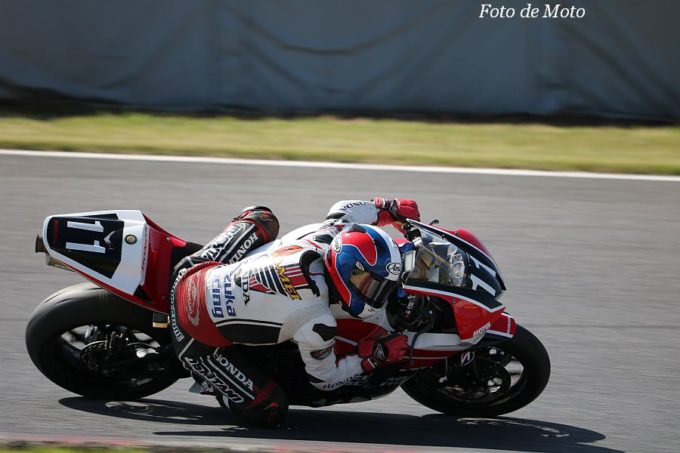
left=169, top=198, right=420, bottom=426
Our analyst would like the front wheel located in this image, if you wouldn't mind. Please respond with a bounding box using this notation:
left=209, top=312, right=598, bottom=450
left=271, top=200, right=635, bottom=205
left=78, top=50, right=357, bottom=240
left=26, top=283, right=185, bottom=400
left=401, top=325, right=550, bottom=417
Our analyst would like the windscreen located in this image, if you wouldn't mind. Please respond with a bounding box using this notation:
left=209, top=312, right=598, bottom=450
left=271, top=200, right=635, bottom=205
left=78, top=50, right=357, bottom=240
left=407, top=230, right=467, bottom=287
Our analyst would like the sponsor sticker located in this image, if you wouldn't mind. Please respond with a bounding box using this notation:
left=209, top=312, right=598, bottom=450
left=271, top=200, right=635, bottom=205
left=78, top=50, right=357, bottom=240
left=339, top=201, right=372, bottom=211
left=386, top=262, right=402, bottom=275
left=223, top=274, right=237, bottom=316
left=240, top=272, right=251, bottom=304
left=460, top=351, right=475, bottom=366
left=209, top=273, right=238, bottom=319
left=214, top=355, right=254, bottom=391
left=228, top=232, right=259, bottom=264
left=473, top=321, right=491, bottom=339
left=170, top=269, right=187, bottom=342
left=210, top=277, right=224, bottom=318
left=276, top=263, right=302, bottom=300
left=184, top=358, right=246, bottom=404
left=373, top=343, right=386, bottom=361
left=201, top=223, right=246, bottom=260
left=187, top=279, right=200, bottom=326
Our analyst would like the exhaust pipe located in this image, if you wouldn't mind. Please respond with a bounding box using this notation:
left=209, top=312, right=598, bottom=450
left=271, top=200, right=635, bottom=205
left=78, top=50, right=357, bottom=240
left=35, top=234, right=73, bottom=271
left=35, top=235, right=46, bottom=253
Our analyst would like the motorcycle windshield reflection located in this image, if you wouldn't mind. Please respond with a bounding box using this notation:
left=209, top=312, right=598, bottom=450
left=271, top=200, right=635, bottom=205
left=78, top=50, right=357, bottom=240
left=408, top=233, right=467, bottom=288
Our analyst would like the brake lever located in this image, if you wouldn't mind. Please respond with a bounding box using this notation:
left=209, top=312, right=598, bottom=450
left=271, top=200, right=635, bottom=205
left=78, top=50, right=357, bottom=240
left=401, top=220, right=421, bottom=242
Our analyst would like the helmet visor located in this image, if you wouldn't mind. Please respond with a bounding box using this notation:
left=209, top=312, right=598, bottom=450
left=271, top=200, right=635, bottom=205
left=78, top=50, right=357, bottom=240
left=349, top=268, right=397, bottom=309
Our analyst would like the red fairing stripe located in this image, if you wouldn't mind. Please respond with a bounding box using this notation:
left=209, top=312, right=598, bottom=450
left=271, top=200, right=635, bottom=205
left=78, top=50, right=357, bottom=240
left=143, top=214, right=186, bottom=245
left=403, top=287, right=503, bottom=342
left=453, top=299, right=504, bottom=341
left=447, top=227, right=493, bottom=259
left=487, top=312, right=516, bottom=338
left=403, top=287, right=454, bottom=303
left=142, top=214, right=189, bottom=312
left=141, top=227, right=176, bottom=312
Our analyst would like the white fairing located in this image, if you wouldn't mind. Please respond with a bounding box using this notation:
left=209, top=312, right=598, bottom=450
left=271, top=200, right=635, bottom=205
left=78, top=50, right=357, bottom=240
left=405, top=332, right=468, bottom=351
left=42, top=210, right=149, bottom=295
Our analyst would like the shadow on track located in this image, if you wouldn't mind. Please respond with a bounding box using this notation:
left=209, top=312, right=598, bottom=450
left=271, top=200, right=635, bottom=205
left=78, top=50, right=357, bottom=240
left=60, top=397, right=619, bottom=453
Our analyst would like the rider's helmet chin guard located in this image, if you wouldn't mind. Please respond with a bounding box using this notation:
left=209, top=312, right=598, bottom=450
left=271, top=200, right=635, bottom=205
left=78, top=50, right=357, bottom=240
left=324, top=224, right=403, bottom=319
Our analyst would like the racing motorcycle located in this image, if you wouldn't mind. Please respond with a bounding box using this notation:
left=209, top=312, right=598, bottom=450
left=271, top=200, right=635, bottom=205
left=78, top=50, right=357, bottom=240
left=26, top=210, right=550, bottom=418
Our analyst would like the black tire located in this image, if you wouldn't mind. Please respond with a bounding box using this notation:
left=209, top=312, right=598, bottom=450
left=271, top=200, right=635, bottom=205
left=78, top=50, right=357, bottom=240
left=401, top=325, right=550, bottom=417
left=26, top=283, right=183, bottom=400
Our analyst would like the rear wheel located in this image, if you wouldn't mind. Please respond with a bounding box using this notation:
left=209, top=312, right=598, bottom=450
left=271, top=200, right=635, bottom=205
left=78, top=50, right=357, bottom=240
left=401, top=325, right=550, bottom=417
left=26, top=283, right=184, bottom=400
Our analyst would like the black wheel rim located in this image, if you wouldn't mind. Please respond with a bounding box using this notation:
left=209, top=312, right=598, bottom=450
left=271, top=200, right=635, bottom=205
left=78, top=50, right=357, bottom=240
left=416, top=345, right=528, bottom=408
left=46, top=323, right=174, bottom=393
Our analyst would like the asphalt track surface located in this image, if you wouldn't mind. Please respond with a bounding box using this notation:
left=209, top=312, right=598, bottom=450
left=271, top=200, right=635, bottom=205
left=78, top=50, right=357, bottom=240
left=1, top=151, right=679, bottom=452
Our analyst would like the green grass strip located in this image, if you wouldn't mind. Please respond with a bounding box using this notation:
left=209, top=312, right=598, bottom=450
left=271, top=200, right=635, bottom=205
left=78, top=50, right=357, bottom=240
left=1, top=113, right=679, bottom=174
left=0, top=447, right=146, bottom=453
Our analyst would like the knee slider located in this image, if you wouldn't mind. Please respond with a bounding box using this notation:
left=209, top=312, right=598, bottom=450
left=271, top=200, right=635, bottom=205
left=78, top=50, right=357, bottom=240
left=242, top=383, right=289, bottom=427
left=235, top=206, right=280, bottom=242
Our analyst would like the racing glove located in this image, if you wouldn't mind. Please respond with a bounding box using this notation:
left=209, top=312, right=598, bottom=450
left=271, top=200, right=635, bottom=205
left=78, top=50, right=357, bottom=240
left=358, top=333, right=410, bottom=373
left=373, top=197, right=421, bottom=228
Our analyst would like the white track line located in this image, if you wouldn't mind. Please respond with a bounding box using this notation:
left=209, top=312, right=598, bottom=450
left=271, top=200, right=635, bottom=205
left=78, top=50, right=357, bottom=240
left=2, top=149, right=679, bottom=182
